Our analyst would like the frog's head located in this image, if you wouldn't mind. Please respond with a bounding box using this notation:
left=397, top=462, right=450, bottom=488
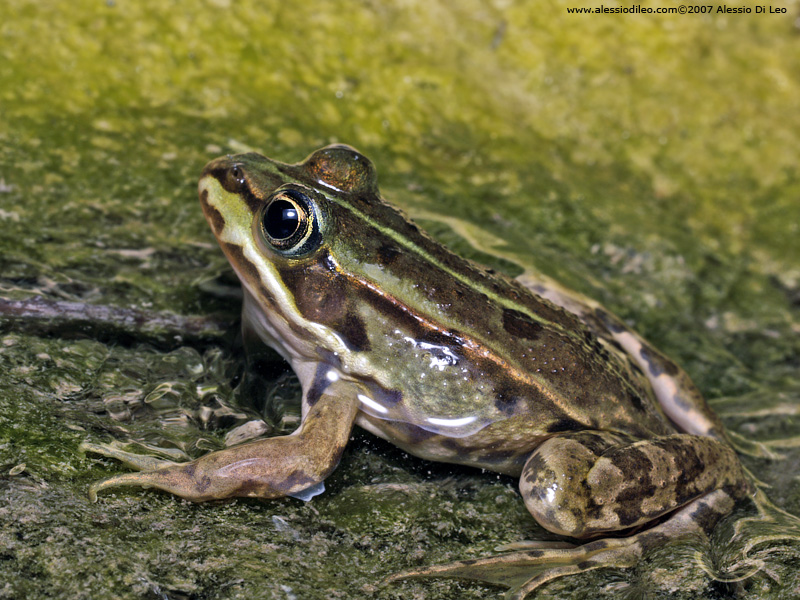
left=198, top=145, right=398, bottom=369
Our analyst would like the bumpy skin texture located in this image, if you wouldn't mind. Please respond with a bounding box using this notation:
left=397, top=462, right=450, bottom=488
left=85, top=145, right=748, bottom=598
left=520, top=431, right=743, bottom=537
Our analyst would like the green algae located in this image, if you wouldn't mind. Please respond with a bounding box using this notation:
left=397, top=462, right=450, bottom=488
left=1, top=0, right=799, bottom=598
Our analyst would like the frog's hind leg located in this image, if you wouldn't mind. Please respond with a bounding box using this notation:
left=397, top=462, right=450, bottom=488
left=590, top=306, right=730, bottom=442
left=520, top=431, right=745, bottom=538
left=387, top=430, right=745, bottom=598
left=515, top=272, right=729, bottom=443
left=387, top=489, right=736, bottom=600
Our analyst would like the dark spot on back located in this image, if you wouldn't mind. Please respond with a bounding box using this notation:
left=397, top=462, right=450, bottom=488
left=502, top=308, right=543, bottom=340
left=627, top=389, right=646, bottom=413
left=377, top=244, right=400, bottom=265
left=493, top=385, right=518, bottom=415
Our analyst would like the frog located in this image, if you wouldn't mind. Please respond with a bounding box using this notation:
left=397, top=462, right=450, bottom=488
left=83, top=144, right=749, bottom=599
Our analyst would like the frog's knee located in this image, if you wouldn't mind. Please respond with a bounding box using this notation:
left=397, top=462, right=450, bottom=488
left=519, top=438, right=600, bottom=538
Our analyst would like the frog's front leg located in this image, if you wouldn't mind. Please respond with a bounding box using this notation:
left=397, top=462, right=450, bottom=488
left=520, top=431, right=747, bottom=538
left=85, top=379, right=359, bottom=502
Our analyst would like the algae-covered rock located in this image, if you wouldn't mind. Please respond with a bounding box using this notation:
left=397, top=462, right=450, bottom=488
left=1, top=1, right=799, bottom=598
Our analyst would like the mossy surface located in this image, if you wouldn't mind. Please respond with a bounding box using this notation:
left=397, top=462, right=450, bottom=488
left=1, top=1, right=799, bottom=598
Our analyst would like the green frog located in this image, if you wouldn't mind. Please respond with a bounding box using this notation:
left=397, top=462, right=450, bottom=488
left=84, top=145, right=749, bottom=598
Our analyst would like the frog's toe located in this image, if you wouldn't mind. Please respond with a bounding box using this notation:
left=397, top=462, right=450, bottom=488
left=80, top=441, right=180, bottom=471
left=86, top=471, right=165, bottom=502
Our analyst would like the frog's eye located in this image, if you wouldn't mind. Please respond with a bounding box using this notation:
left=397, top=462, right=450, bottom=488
left=302, top=144, right=377, bottom=194
left=259, top=188, right=321, bottom=255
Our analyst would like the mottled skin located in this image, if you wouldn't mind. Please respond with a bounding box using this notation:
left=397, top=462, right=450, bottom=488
left=84, top=145, right=749, bottom=598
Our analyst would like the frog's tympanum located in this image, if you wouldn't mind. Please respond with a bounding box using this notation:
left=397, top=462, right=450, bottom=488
left=85, top=145, right=749, bottom=598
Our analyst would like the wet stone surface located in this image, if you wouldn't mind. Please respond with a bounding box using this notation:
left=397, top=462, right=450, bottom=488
left=1, top=1, right=800, bottom=598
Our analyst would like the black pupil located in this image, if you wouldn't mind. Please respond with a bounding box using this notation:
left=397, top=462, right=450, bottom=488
left=265, top=199, right=301, bottom=240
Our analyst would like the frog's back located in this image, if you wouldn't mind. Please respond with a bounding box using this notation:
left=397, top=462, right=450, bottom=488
left=270, top=165, right=676, bottom=447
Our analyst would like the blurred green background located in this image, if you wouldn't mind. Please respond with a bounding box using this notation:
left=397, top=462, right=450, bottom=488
left=1, top=1, right=799, bottom=598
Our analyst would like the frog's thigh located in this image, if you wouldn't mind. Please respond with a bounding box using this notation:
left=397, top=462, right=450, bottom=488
left=515, top=273, right=726, bottom=440
left=89, top=384, right=359, bottom=502
left=519, top=431, right=743, bottom=538
left=592, top=308, right=729, bottom=440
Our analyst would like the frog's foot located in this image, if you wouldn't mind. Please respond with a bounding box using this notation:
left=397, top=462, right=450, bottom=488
left=387, top=490, right=734, bottom=600
left=387, top=537, right=642, bottom=600
left=80, top=442, right=183, bottom=502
